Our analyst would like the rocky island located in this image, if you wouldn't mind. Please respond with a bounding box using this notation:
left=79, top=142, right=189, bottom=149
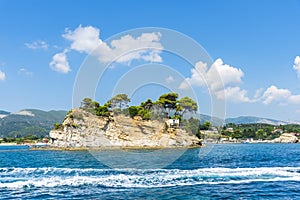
left=49, top=93, right=202, bottom=149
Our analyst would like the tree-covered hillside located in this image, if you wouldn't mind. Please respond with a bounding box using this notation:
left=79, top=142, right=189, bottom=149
left=0, top=109, right=66, bottom=138
left=221, top=123, right=300, bottom=140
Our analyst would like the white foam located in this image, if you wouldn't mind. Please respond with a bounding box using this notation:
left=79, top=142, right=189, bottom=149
left=1, top=167, right=300, bottom=189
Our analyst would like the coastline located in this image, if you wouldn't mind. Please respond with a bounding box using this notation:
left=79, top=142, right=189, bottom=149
left=0, top=143, right=31, bottom=146
left=30, top=145, right=202, bottom=151
left=29, top=141, right=300, bottom=151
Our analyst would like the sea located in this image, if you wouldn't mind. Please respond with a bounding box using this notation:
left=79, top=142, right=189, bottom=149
left=0, top=144, right=300, bottom=199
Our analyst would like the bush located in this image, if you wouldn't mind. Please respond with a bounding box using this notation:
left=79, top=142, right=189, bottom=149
left=72, top=123, right=79, bottom=128
left=143, top=111, right=151, bottom=120
left=67, top=110, right=72, bottom=115
left=138, top=109, right=151, bottom=120
left=129, top=106, right=141, bottom=118
left=182, top=118, right=200, bottom=135
left=96, top=105, right=110, bottom=117
left=54, top=123, right=63, bottom=130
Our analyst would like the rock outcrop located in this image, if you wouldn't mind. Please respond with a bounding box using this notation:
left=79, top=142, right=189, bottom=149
left=49, top=108, right=201, bottom=148
left=273, top=133, right=299, bottom=143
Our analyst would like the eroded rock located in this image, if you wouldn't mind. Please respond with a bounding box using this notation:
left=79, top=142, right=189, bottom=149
left=49, top=108, right=201, bottom=148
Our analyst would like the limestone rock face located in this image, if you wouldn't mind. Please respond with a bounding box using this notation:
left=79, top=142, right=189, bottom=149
left=273, top=133, right=299, bottom=143
left=49, top=108, right=201, bottom=148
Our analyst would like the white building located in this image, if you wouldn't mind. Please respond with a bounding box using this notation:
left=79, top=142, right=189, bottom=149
left=166, top=119, right=180, bottom=127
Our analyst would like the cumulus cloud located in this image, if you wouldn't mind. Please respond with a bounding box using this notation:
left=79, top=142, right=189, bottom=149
left=180, top=58, right=253, bottom=103
left=261, top=85, right=300, bottom=105
left=49, top=49, right=70, bottom=74
left=62, top=26, right=102, bottom=53
left=165, top=75, right=174, bottom=84
left=18, top=68, right=33, bottom=77
left=25, top=40, right=48, bottom=50
left=215, top=87, right=253, bottom=103
left=179, top=61, right=207, bottom=89
left=62, top=25, right=163, bottom=64
left=293, top=56, right=300, bottom=78
left=260, top=57, right=300, bottom=105
left=0, top=70, right=5, bottom=81
left=210, top=58, right=244, bottom=91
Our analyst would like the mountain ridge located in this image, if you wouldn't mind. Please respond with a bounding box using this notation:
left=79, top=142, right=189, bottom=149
left=225, top=116, right=299, bottom=125
left=0, top=109, right=66, bottom=138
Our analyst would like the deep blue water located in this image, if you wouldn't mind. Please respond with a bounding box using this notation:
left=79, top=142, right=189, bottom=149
left=1, top=144, right=300, bottom=199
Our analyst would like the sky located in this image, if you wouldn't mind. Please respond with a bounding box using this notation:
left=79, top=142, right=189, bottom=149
left=0, top=0, right=300, bottom=121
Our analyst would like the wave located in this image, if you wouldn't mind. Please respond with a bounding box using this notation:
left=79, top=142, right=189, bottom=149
left=1, top=167, right=300, bottom=189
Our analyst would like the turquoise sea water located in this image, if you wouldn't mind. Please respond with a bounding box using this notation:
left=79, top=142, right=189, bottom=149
left=1, top=144, right=300, bottom=199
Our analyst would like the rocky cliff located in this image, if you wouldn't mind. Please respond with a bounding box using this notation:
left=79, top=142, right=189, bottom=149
left=273, top=133, right=299, bottom=143
left=49, top=108, right=201, bottom=148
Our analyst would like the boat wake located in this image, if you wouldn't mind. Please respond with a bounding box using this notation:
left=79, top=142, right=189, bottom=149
left=1, top=167, right=300, bottom=189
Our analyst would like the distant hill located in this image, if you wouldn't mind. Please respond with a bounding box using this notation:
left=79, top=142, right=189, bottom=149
left=0, top=110, right=10, bottom=115
left=225, top=116, right=290, bottom=126
left=200, top=115, right=299, bottom=126
left=200, top=114, right=224, bottom=126
left=0, top=109, right=66, bottom=138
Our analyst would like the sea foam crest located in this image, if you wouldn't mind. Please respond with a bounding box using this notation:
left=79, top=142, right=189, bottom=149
left=1, top=167, right=300, bottom=189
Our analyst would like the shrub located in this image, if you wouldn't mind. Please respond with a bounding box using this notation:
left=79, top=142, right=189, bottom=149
left=54, top=123, right=63, bottom=130
left=128, top=106, right=141, bottom=118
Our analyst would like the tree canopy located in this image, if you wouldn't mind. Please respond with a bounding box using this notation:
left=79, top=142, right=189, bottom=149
left=178, top=96, right=198, bottom=115
left=157, top=92, right=179, bottom=117
left=109, top=94, right=130, bottom=109
left=80, top=93, right=198, bottom=121
left=140, top=99, right=153, bottom=110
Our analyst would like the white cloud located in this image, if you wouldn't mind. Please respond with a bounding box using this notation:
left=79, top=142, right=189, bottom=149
left=261, top=56, right=300, bottom=106
left=210, top=58, right=244, bottom=91
left=288, top=94, right=300, bottom=104
left=165, top=75, right=174, bottom=84
left=49, top=49, right=70, bottom=74
left=25, top=40, right=48, bottom=50
left=180, top=58, right=252, bottom=103
left=261, top=85, right=300, bottom=105
left=0, top=70, right=5, bottom=81
left=63, top=26, right=102, bottom=53
left=179, top=61, right=207, bottom=89
left=62, top=25, right=163, bottom=64
left=18, top=68, right=33, bottom=77
left=215, top=87, right=253, bottom=103
left=181, top=56, right=300, bottom=107
left=293, top=56, right=300, bottom=78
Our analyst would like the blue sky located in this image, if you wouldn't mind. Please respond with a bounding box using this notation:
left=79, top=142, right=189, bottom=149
left=0, top=0, right=300, bottom=121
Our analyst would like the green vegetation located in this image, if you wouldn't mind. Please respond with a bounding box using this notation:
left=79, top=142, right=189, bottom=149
left=80, top=97, right=110, bottom=117
left=54, top=123, right=63, bottom=130
left=0, top=134, right=44, bottom=144
left=156, top=92, right=179, bottom=117
left=80, top=93, right=199, bottom=121
left=0, top=109, right=66, bottom=139
left=182, top=117, right=201, bottom=136
left=200, top=121, right=212, bottom=130
left=178, top=96, right=198, bottom=115
left=108, top=94, right=130, bottom=110
left=220, top=123, right=300, bottom=140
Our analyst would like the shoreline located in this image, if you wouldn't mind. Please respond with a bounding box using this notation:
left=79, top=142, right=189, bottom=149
left=0, top=143, right=31, bottom=146
left=1, top=142, right=298, bottom=151
left=30, top=145, right=202, bottom=151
